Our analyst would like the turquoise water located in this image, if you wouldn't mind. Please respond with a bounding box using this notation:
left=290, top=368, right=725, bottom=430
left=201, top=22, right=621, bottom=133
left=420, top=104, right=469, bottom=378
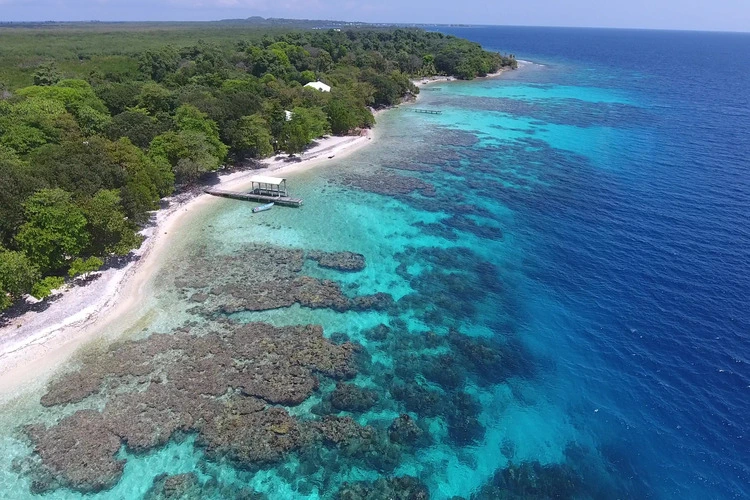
left=2, top=27, right=750, bottom=499
left=0, top=78, right=628, bottom=499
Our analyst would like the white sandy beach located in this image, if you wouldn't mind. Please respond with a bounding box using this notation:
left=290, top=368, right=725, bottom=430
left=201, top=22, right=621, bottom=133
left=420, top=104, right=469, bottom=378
left=0, top=127, right=378, bottom=402
left=412, top=67, right=511, bottom=89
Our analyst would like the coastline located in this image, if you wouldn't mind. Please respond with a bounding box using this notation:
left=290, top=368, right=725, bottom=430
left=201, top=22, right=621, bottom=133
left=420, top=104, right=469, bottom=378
left=0, top=126, right=379, bottom=403
left=412, top=67, right=512, bottom=89
left=0, top=65, right=518, bottom=402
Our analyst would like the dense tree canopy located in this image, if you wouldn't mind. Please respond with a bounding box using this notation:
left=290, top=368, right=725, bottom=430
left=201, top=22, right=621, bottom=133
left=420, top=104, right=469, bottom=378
left=0, top=26, right=515, bottom=311
left=15, top=188, right=89, bottom=274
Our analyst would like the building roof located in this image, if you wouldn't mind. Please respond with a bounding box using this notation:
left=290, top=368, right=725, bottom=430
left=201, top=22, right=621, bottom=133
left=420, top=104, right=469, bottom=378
left=304, top=81, right=331, bottom=92
left=250, top=175, right=286, bottom=185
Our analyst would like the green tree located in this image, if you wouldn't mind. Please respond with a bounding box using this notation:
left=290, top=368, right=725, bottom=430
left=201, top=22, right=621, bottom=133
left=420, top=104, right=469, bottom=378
left=278, top=108, right=328, bottom=155
left=31, top=276, right=65, bottom=300
left=70, top=104, right=111, bottom=136
left=149, top=130, right=221, bottom=185
left=30, top=137, right=127, bottom=198
left=15, top=189, right=89, bottom=274
left=68, top=256, right=103, bottom=279
left=17, top=80, right=107, bottom=114
left=0, top=147, right=43, bottom=245
left=137, top=82, right=174, bottom=115
left=0, top=248, right=40, bottom=311
left=106, top=109, right=168, bottom=149
left=0, top=124, right=48, bottom=155
left=325, top=90, right=373, bottom=135
left=95, top=82, right=142, bottom=115
left=109, top=137, right=173, bottom=221
left=227, top=114, right=274, bottom=159
left=32, top=63, right=61, bottom=86
left=174, top=104, right=227, bottom=161
left=299, top=70, right=316, bottom=84
left=83, top=189, right=141, bottom=257
left=292, top=107, right=330, bottom=139
left=139, top=45, right=180, bottom=82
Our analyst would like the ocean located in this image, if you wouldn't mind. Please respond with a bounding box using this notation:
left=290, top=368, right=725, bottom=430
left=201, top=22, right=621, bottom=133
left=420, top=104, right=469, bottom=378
left=0, top=26, right=749, bottom=499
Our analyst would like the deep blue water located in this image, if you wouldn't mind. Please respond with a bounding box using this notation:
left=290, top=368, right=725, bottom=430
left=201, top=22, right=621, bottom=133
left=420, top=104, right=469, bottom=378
left=436, top=27, right=750, bottom=498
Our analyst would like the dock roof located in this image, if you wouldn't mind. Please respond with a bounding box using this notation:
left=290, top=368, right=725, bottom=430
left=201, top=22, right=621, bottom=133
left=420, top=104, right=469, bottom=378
left=249, top=175, right=286, bottom=185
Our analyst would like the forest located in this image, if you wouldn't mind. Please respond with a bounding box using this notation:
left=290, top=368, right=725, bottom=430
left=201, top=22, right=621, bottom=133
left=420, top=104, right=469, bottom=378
left=0, top=23, right=517, bottom=311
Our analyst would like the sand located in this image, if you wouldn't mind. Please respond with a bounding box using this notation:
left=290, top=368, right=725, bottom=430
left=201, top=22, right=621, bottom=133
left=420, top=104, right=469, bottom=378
left=412, top=68, right=511, bottom=90
left=0, top=127, right=378, bottom=403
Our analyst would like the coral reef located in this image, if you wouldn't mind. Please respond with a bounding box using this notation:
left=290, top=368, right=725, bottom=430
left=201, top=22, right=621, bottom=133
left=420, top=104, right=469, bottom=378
left=329, top=382, right=380, bottom=412
left=25, top=410, right=124, bottom=494
left=144, top=472, right=268, bottom=500
left=144, top=473, right=201, bottom=500
left=172, top=245, right=390, bottom=315
left=388, top=414, right=425, bottom=446
left=336, top=476, right=429, bottom=500
left=308, top=251, right=366, bottom=272
left=26, top=321, right=364, bottom=492
left=470, top=461, right=582, bottom=500
left=340, top=172, right=437, bottom=197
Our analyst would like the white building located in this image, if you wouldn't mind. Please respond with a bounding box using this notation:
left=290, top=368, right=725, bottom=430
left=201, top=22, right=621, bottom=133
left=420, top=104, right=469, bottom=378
left=304, top=81, right=331, bottom=92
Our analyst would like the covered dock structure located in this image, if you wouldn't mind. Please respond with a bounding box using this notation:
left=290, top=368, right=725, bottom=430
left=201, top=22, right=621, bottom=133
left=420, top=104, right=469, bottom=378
left=204, top=175, right=303, bottom=207
left=249, top=175, right=290, bottom=197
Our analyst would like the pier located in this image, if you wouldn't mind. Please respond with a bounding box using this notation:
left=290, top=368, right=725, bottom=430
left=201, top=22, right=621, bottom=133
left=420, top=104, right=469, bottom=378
left=205, top=175, right=303, bottom=207
left=412, top=108, right=442, bottom=114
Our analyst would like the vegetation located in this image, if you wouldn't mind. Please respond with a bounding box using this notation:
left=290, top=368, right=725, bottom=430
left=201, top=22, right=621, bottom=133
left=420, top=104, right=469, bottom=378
left=0, top=21, right=516, bottom=311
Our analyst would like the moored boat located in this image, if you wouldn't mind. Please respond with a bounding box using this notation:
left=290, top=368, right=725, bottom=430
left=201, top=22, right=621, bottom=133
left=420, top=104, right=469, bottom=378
left=252, top=202, right=274, bottom=213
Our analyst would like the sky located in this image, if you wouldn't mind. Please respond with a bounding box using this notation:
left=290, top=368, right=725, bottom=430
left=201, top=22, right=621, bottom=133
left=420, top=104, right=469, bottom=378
left=0, top=0, right=748, bottom=32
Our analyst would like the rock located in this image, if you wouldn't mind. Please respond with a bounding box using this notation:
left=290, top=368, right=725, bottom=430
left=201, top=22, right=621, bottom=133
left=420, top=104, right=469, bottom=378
left=336, top=476, right=429, bottom=500
left=189, top=293, right=209, bottom=303
left=25, top=410, right=124, bottom=493
left=144, top=472, right=201, bottom=500
left=330, top=383, right=379, bottom=412
left=308, top=251, right=366, bottom=272
left=422, top=354, right=466, bottom=390
left=340, top=172, right=436, bottom=198
left=310, top=416, right=401, bottom=472
left=40, top=368, right=106, bottom=407
left=388, top=414, right=424, bottom=445
left=471, top=461, right=582, bottom=500
left=311, top=415, right=376, bottom=446
left=198, top=403, right=304, bottom=469
left=390, top=381, right=443, bottom=417
left=445, top=392, right=485, bottom=445
left=26, top=321, right=363, bottom=493
left=173, top=244, right=389, bottom=315
left=144, top=472, right=268, bottom=500
left=351, top=292, right=394, bottom=311
left=363, top=324, right=390, bottom=341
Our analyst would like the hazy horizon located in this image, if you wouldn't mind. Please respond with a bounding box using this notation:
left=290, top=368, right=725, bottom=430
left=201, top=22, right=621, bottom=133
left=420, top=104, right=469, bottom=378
left=0, top=0, right=748, bottom=33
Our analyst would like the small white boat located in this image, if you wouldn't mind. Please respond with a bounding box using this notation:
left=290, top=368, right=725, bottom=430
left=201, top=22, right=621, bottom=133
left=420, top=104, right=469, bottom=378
left=252, top=202, right=274, bottom=213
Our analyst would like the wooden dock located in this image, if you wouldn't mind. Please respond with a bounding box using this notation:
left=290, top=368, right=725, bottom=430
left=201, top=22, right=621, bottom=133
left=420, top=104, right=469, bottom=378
left=204, top=189, right=303, bottom=207
left=412, top=108, right=442, bottom=115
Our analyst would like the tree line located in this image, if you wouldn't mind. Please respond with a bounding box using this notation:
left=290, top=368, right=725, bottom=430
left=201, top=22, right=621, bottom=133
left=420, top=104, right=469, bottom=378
left=0, top=27, right=516, bottom=311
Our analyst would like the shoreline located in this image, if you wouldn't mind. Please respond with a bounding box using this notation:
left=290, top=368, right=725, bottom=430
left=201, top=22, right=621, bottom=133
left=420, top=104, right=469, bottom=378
left=0, top=65, right=518, bottom=402
left=411, top=66, right=513, bottom=89
left=0, top=125, right=379, bottom=403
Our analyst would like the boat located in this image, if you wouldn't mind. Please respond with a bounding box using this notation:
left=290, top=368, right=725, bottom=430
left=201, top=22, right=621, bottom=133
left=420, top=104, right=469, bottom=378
left=252, top=202, right=274, bottom=213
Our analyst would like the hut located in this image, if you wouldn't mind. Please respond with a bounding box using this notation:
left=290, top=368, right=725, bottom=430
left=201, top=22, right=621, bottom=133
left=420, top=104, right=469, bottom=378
left=249, top=175, right=288, bottom=197
left=304, top=81, right=331, bottom=92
